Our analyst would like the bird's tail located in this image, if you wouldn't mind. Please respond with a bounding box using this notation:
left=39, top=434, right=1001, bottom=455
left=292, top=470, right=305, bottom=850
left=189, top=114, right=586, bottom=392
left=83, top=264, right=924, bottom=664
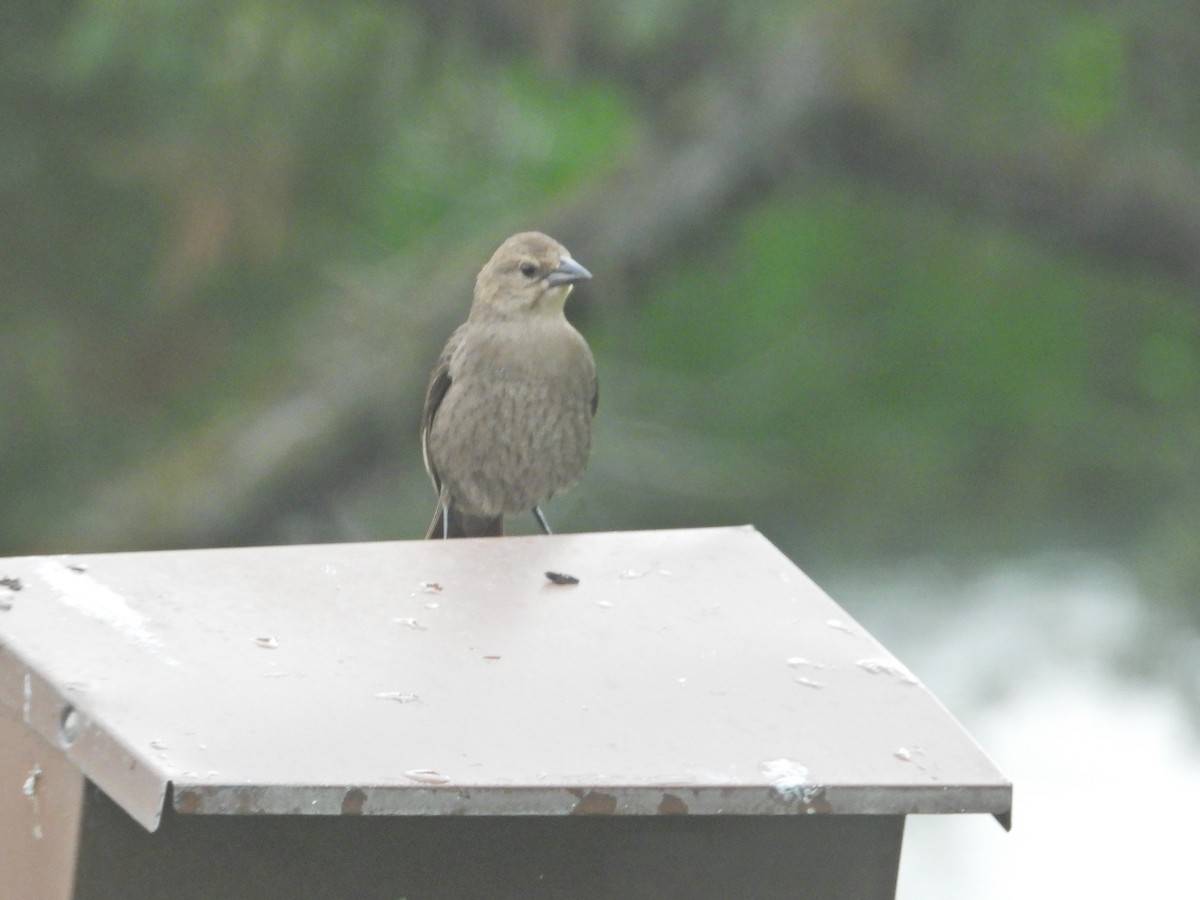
left=425, top=504, right=504, bottom=539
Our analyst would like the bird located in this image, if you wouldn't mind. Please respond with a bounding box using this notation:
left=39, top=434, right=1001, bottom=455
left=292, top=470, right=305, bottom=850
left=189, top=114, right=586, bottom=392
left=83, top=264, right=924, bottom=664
left=421, top=231, right=597, bottom=539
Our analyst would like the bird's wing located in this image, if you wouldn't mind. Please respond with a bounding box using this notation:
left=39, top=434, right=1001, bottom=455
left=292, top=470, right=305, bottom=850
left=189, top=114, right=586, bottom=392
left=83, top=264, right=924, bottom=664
left=420, top=323, right=468, bottom=494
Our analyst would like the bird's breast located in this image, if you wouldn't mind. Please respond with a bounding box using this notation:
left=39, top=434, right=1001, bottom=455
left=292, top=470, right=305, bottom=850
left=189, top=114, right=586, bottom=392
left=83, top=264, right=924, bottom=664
left=429, top=321, right=595, bottom=516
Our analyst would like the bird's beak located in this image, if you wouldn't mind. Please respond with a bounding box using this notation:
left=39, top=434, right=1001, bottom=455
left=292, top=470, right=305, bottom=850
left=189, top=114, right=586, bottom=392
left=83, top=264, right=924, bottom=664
left=545, top=255, right=592, bottom=287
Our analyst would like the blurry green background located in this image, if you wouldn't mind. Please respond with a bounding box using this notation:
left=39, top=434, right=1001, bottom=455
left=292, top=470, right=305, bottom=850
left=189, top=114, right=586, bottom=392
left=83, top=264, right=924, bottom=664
left=4, top=0, right=1195, bottom=611
left=4, top=2, right=1199, bottom=893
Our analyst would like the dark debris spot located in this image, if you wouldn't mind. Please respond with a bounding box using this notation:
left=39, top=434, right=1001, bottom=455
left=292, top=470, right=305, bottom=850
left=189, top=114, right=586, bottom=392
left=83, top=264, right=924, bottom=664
left=341, top=787, right=368, bottom=815
left=658, top=793, right=689, bottom=815
left=175, top=790, right=202, bottom=814
left=545, top=571, right=579, bottom=585
left=0, top=577, right=23, bottom=591
left=569, top=790, right=617, bottom=815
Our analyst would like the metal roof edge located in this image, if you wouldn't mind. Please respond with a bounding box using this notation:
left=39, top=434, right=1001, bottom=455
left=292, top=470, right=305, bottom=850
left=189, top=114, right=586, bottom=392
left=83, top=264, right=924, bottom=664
left=0, top=647, right=169, bottom=832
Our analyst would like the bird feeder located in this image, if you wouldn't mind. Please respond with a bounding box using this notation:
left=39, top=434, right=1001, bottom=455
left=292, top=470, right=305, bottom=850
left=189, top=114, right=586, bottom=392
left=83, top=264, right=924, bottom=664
left=0, top=526, right=1009, bottom=898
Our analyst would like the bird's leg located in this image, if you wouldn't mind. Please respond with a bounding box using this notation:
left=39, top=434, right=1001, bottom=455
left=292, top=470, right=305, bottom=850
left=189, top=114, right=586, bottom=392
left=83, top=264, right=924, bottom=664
left=532, top=506, right=553, bottom=535
left=441, top=504, right=450, bottom=540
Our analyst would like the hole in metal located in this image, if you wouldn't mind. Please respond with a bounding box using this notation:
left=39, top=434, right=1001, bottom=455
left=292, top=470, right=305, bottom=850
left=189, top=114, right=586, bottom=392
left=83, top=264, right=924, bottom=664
left=59, top=705, right=81, bottom=747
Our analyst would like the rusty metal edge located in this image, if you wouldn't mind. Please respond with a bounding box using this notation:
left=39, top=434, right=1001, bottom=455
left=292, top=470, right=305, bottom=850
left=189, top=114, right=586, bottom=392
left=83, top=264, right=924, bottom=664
left=170, top=781, right=1012, bottom=820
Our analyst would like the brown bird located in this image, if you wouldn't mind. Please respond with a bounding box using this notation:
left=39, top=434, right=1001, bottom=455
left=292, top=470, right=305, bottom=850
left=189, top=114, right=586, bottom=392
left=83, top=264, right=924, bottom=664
left=421, top=232, right=597, bottom=539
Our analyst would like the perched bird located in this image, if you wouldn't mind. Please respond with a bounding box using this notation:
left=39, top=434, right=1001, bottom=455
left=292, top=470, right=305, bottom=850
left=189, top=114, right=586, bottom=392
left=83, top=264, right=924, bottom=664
left=421, top=232, right=597, bottom=539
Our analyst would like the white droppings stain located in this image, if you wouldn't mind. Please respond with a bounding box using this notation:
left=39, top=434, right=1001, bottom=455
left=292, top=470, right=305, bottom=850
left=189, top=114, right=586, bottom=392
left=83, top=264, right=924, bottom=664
left=253, top=636, right=280, bottom=650
left=618, top=568, right=671, bottom=580
left=894, top=746, right=932, bottom=772
left=856, top=658, right=920, bottom=684
left=23, top=764, right=44, bottom=840
left=825, top=618, right=856, bottom=635
left=36, top=560, right=180, bottom=665
left=760, top=758, right=821, bottom=804
left=404, top=768, right=450, bottom=785
left=786, top=657, right=830, bottom=669
left=22, top=766, right=41, bottom=798
left=794, top=676, right=825, bottom=689
left=373, top=692, right=421, bottom=703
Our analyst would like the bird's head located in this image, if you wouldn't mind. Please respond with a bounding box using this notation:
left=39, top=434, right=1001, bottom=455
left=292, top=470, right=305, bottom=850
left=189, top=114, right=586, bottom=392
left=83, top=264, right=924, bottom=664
left=472, top=231, right=592, bottom=320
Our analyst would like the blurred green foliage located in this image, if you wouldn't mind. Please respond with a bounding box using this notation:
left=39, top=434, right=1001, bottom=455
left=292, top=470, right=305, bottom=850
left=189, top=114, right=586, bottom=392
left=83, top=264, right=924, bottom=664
left=1, top=0, right=1197, bottom=616
left=621, top=181, right=1197, bottom=560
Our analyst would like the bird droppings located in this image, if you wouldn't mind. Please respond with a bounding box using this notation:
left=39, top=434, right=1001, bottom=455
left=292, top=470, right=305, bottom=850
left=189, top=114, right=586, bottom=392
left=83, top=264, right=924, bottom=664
left=825, top=618, right=856, bottom=635
left=22, top=766, right=41, bottom=798
left=0, top=596, right=12, bottom=611
left=618, top=568, right=673, bottom=579
left=794, top=676, right=825, bottom=689
left=404, top=768, right=450, bottom=785
left=177, top=771, right=220, bottom=783
left=67, top=562, right=88, bottom=573
left=418, top=581, right=443, bottom=593
left=422, top=601, right=440, bottom=610
left=482, top=654, right=501, bottom=661
left=24, top=765, right=47, bottom=839
left=761, top=758, right=821, bottom=805
left=373, top=692, right=421, bottom=703
left=893, top=746, right=932, bottom=773
left=786, top=656, right=830, bottom=669
left=545, top=571, right=579, bottom=585
left=856, top=658, right=920, bottom=684
left=597, top=600, right=614, bottom=608
left=253, top=636, right=279, bottom=649
left=392, top=617, right=427, bottom=630
left=0, top=576, right=23, bottom=591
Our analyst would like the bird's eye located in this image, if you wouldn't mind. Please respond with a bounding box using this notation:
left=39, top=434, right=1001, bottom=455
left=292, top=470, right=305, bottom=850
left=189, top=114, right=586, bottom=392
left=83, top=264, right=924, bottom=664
left=519, top=262, right=538, bottom=278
